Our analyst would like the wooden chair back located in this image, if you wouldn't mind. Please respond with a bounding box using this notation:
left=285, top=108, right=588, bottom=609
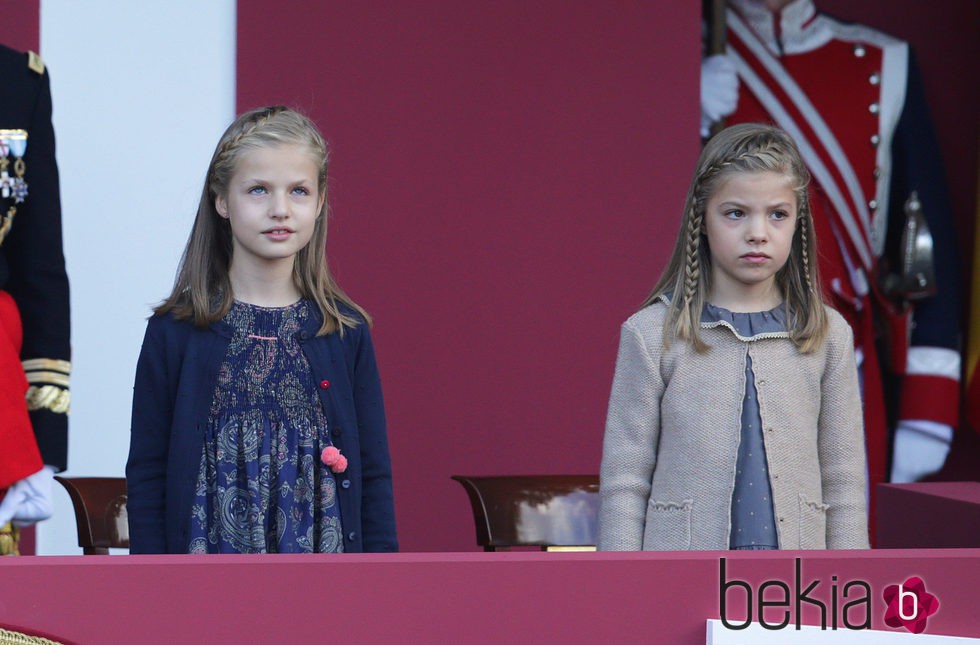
left=54, top=476, right=129, bottom=554
left=451, top=475, right=599, bottom=551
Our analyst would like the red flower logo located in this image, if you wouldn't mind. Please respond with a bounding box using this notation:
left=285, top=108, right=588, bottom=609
left=882, top=577, right=939, bottom=634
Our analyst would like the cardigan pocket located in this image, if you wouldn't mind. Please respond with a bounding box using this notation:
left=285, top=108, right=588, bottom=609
left=642, top=498, right=692, bottom=550
left=797, top=494, right=829, bottom=549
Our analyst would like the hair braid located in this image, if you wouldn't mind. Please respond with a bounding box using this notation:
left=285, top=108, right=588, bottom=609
left=209, top=107, right=286, bottom=195
left=683, top=204, right=702, bottom=306
left=799, top=213, right=812, bottom=292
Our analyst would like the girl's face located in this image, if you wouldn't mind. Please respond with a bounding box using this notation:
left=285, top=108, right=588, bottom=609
left=215, top=143, right=324, bottom=274
left=703, top=170, right=797, bottom=310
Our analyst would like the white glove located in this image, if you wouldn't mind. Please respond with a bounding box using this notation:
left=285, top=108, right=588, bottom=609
left=701, top=54, right=739, bottom=137
left=0, top=465, right=57, bottom=527
left=890, top=420, right=953, bottom=483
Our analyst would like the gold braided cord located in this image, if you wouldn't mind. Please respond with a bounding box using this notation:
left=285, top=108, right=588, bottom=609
left=0, top=206, right=15, bottom=246
left=0, top=627, right=65, bottom=645
left=23, top=371, right=69, bottom=388
left=21, top=359, right=71, bottom=375
left=25, top=385, right=70, bottom=414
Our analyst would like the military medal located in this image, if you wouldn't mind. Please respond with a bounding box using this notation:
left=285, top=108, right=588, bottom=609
left=0, top=129, right=28, bottom=245
left=0, top=129, right=28, bottom=202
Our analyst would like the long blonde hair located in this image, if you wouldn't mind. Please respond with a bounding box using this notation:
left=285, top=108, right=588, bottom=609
left=156, top=106, right=369, bottom=335
left=644, top=123, right=827, bottom=353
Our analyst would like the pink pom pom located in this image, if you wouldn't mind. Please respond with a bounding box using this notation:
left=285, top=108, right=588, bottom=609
left=321, top=446, right=348, bottom=473
left=321, top=446, right=340, bottom=466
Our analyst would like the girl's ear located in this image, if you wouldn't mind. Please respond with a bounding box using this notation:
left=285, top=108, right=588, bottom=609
left=215, top=194, right=229, bottom=218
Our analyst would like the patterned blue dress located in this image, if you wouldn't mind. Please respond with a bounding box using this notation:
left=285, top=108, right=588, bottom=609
left=702, top=303, right=785, bottom=551
left=187, top=300, right=344, bottom=553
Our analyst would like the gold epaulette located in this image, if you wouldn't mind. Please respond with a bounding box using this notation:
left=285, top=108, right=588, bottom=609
left=22, top=358, right=71, bottom=414
left=27, top=51, right=45, bottom=75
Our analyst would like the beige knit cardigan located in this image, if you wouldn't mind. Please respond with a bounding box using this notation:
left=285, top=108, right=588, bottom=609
left=598, top=301, right=869, bottom=551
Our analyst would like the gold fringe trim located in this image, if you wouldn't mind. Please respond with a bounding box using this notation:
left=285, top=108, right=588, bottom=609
left=1, top=522, right=20, bottom=556
left=25, top=385, right=70, bottom=414
left=21, top=358, right=71, bottom=374
left=23, top=371, right=70, bottom=388
left=0, top=206, right=14, bottom=246
left=0, top=627, right=64, bottom=645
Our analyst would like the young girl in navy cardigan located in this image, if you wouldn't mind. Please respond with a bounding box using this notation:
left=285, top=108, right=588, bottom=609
left=126, top=106, right=397, bottom=554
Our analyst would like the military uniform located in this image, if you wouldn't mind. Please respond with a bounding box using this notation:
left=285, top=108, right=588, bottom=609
left=717, top=0, right=961, bottom=498
left=0, top=44, right=70, bottom=493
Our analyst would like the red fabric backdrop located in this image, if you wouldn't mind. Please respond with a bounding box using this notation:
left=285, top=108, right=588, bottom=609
left=6, top=0, right=977, bottom=554
left=237, top=2, right=701, bottom=551
left=3, top=1, right=39, bottom=54
left=237, top=1, right=980, bottom=551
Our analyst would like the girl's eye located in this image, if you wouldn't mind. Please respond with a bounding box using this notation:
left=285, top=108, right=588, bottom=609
left=724, top=209, right=744, bottom=219
left=291, top=186, right=311, bottom=196
left=770, top=210, right=789, bottom=220
left=248, top=185, right=267, bottom=195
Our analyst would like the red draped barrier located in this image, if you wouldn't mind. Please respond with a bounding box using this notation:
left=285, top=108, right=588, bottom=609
left=1, top=550, right=978, bottom=643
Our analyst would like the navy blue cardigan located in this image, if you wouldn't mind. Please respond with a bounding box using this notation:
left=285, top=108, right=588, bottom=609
left=125, top=306, right=397, bottom=554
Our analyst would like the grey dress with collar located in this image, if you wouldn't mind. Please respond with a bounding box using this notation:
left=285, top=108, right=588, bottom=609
left=701, top=303, right=787, bottom=550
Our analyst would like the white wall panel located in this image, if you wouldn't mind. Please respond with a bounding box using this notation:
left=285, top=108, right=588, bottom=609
left=38, top=0, right=235, bottom=554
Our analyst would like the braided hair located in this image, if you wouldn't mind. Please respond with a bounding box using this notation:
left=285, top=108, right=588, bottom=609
left=642, top=123, right=828, bottom=353
left=156, top=106, right=369, bottom=334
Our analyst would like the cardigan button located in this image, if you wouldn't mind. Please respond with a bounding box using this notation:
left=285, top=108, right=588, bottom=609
left=319, top=379, right=331, bottom=390
left=341, top=479, right=351, bottom=489
left=347, top=531, right=357, bottom=542
left=332, top=426, right=343, bottom=437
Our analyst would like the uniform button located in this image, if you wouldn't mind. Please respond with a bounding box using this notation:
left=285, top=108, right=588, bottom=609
left=299, top=331, right=310, bottom=340
left=319, top=379, right=330, bottom=389
left=332, top=426, right=343, bottom=437
left=868, top=72, right=880, bottom=85
left=758, top=379, right=766, bottom=386
left=778, top=517, right=785, bottom=522
left=347, top=532, right=357, bottom=541
left=868, top=103, right=880, bottom=115
left=868, top=199, right=878, bottom=210
left=873, top=167, right=881, bottom=179
left=773, top=474, right=779, bottom=480
left=853, top=44, right=866, bottom=57
left=341, top=479, right=351, bottom=489
left=767, top=427, right=774, bottom=433
left=870, top=134, right=880, bottom=147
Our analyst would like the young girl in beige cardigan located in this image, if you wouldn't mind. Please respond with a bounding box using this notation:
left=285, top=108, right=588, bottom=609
left=598, top=123, right=869, bottom=551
